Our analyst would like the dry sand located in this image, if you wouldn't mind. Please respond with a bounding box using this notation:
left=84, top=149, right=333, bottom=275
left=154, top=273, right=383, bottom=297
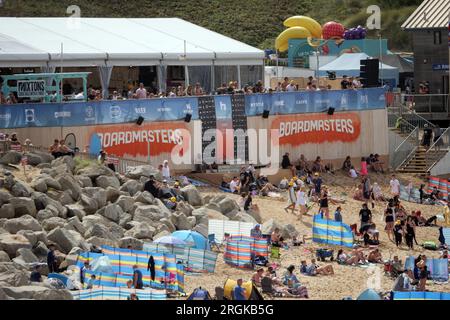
left=185, top=172, right=450, bottom=300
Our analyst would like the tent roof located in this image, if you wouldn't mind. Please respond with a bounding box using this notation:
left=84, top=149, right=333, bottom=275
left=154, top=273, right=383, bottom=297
left=319, top=53, right=397, bottom=72
left=0, top=17, right=264, bottom=67
left=374, top=54, right=414, bottom=73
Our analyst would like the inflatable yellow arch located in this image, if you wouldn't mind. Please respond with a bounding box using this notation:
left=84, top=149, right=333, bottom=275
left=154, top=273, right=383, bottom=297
left=275, top=16, right=322, bottom=52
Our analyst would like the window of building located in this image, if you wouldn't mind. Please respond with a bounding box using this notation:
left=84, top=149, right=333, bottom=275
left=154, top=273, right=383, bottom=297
left=433, top=31, right=441, bottom=45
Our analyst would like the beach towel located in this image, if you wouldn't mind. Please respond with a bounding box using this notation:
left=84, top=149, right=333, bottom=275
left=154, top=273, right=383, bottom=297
left=188, top=178, right=210, bottom=187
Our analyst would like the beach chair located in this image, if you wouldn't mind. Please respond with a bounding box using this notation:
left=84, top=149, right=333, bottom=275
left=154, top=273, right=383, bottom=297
left=208, top=234, right=220, bottom=251
left=270, top=246, right=281, bottom=260
left=261, top=277, right=282, bottom=297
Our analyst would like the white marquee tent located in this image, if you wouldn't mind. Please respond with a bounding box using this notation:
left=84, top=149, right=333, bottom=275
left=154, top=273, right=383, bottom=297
left=0, top=17, right=265, bottom=94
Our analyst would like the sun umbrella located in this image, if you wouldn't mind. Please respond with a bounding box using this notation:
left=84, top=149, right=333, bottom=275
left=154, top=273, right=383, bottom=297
left=171, top=231, right=210, bottom=250
left=154, top=236, right=187, bottom=246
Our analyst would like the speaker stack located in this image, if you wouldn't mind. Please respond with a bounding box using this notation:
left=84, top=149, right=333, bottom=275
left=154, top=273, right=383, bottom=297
left=360, top=59, right=379, bottom=88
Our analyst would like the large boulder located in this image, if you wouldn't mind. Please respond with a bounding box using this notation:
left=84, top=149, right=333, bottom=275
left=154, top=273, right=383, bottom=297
left=125, top=165, right=159, bottom=180
left=23, top=153, right=43, bottom=166
left=0, top=151, right=22, bottom=165
left=31, top=192, right=67, bottom=218
left=95, top=175, right=120, bottom=189
left=51, top=156, right=75, bottom=173
left=133, top=204, right=170, bottom=222
left=118, top=237, right=143, bottom=250
left=0, top=234, right=32, bottom=258
left=0, top=191, right=12, bottom=206
left=281, top=224, right=299, bottom=240
left=230, top=212, right=258, bottom=224
left=79, top=194, right=98, bottom=215
left=76, top=164, right=115, bottom=179
left=41, top=217, right=66, bottom=232
left=193, top=224, right=208, bottom=238
left=0, top=262, right=30, bottom=287
left=36, top=209, right=58, bottom=222
left=101, top=204, right=123, bottom=223
left=57, top=176, right=82, bottom=201
left=65, top=204, right=86, bottom=220
left=58, top=190, right=75, bottom=206
left=85, top=224, right=115, bottom=240
left=47, top=228, right=89, bottom=254
left=41, top=164, right=71, bottom=178
left=0, top=251, right=10, bottom=262
left=13, top=248, right=39, bottom=264
left=1, top=286, right=73, bottom=300
left=40, top=176, right=62, bottom=190
left=115, top=195, right=134, bottom=213
left=215, top=197, right=240, bottom=215
left=9, top=198, right=37, bottom=217
left=0, top=204, right=14, bottom=219
left=120, top=180, right=143, bottom=196
left=64, top=217, right=86, bottom=236
left=191, top=207, right=227, bottom=225
left=30, top=151, right=54, bottom=164
left=245, top=208, right=262, bottom=224
left=82, top=187, right=107, bottom=209
left=159, top=218, right=176, bottom=233
left=133, top=191, right=155, bottom=205
left=152, top=230, right=171, bottom=240
left=173, top=212, right=195, bottom=230
left=124, top=223, right=155, bottom=240
left=4, top=215, right=42, bottom=234
left=106, top=186, right=121, bottom=203
left=30, top=179, right=47, bottom=193
left=180, top=185, right=203, bottom=207
left=11, top=181, right=34, bottom=197
left=176, top=201, right=194, bottom=216
left=32, top=241, right=49, bottom=258
left=75, top=176, right=93, bottom=188
left=85, top=236, right=118, bottom=249
left=16, top=230, right=47, bottom=247
left=261, top=219, right=282, bottom=236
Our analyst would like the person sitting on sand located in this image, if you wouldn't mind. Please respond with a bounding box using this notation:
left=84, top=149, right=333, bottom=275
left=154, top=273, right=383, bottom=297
left=342, top=156, right=352, bottom=171
left=372, top=182, right=386, bottom=201
left=283, top=265, right=309, bottom=298
left=414, top=210, right=438, bottom=227
left=349, top=166, right=358, bottom=179
left=337, top=249, right=360, bottom=265
left=251, top=268, right=264, bottom=287
left=353, top=184, right=364, bottom=201
left=393, top=269, right=414, bottom=292
left=305, top=259, right=334, bottom=276
left=368, top=248, right=383, bottom=263
left=271, top=228, right=285, bottom=247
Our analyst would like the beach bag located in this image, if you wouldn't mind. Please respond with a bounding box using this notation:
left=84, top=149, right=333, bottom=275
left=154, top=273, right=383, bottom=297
left=422, top=241, right=437, bottom=251
left=254, top=255, right=268, bottom=266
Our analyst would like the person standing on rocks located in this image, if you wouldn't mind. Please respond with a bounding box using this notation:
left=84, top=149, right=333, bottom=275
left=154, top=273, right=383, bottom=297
left=47, top=244, right=58, bottom=274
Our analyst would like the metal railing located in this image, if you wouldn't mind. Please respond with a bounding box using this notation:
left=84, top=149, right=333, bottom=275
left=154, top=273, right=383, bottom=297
left=425, top=127, right=450, bottom=172
left=388, top=97, right=435, bottom=128
left=396, top=94, right=450, bottom=116
left=392, top=127, right=419, bottom=171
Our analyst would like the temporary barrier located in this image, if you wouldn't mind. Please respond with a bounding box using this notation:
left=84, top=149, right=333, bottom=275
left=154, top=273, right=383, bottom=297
left=71, top=287, right=167, bottom=300
left=0, top=88, right=386, bottom=129
left=404, top=257, right=449, bottom=282
left=392, top=291, right=450, bottom=300
left=143, top=243, right=218, bottom=273
left=208, top=219, right=255, bottom=244
left=76, top=248, right=185, bottom=293
left=312, top=214, right=354, bottom=248
left=224, top=235, right=269, bottom=269
left=428, top=176, right=448, bottom=200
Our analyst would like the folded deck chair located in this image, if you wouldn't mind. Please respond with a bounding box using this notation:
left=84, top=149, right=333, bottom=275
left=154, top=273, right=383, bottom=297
left=261, top=277, right=283, bottom=297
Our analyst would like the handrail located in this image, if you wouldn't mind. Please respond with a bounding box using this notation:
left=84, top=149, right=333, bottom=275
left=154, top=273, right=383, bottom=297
left=426, top=127, right=450, bottom=154
left=394, top=127, right=418, bottom=153
left=396, top=145, right=418, bottom=171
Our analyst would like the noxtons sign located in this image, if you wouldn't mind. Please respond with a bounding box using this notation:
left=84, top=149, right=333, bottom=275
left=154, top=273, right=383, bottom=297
left=17, top=80, right=46, bottom=98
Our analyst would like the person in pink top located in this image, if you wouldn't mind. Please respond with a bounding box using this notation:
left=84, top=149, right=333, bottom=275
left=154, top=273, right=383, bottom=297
left=360, top=157, right=368, bottom=176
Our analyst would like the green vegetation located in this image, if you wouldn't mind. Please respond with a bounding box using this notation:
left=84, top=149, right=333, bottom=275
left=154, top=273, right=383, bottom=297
left=0, top=0, right=421, bottom=51
left=74, top=157, right=93, bottom=172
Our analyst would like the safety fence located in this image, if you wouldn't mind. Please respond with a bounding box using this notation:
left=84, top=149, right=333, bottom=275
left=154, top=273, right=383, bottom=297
left=76, top=248, right=184, bottom=293
left=392, top=291, right=450, bottom=300
left=224, top=235, right=269, bottom=269
left=428, top=176, right=449, bottom=200
left=0, top=87, right=387, bottom=129
left=71, top=287, right=167, bottom=300
left=142, top=243, right=218, bottom=273
left=312, top=214, right=354, bottom=248
left=404, top=257, right=449, bottom=282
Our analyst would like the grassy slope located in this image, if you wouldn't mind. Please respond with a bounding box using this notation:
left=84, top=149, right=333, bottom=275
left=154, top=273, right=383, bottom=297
left=0, top=0, right=420, bottom=51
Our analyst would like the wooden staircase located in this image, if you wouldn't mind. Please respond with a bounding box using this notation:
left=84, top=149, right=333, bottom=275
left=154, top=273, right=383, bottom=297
left=397, top=146, right=449, bottom=174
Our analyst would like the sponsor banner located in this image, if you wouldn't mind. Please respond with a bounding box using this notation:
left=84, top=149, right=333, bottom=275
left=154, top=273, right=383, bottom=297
left=0, top=88, right=385, bottom=129
left=17, top=80, right=46, bottom=98
left=86, top=121, right=189, bottom=158
left=271, top=112, right=361, bottom=146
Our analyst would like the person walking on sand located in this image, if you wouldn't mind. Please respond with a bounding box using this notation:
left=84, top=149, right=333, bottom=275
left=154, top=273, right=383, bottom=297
left=284, top=181, right=297, bottom=214
left=390, top=174, right=401, bottom=198
left=295, top=186, right=308, bottom=220
left=384, top=201, right=395, bottom=242
left=319, top=187, right=330, bottom=220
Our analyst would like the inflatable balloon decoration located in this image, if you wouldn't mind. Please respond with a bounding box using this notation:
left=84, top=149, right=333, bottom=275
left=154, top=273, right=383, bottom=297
left=275, top=16, right=322, bottom=52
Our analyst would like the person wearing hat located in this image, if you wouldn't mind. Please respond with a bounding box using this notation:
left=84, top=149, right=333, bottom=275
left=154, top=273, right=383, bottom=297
left=284, top=181, right=297, bottom=214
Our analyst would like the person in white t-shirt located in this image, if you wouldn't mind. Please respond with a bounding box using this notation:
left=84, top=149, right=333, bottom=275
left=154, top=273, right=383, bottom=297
left=390, top=174, right=401, bottom=197
left=162, top=160, right=171, bottom=180
left=349, top=166, right=358, bottom=179
left=229, top=177, right=241, bottom=194
left=135, top=83, right=147, bottom=99
left=295, top=187, right=308, bottom=220
left=286, top=81, right=296, bottom=92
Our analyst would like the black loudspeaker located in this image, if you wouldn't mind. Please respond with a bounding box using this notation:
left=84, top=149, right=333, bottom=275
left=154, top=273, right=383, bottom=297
left=136, top=116, right=144, bottom=125
left=262, top=110, right=270, bottom=119
left=184, top=113, right=192, bottom=123
left=360, top=59, right=379, bottom=88
left=327, top=107, right=335, bottom=116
